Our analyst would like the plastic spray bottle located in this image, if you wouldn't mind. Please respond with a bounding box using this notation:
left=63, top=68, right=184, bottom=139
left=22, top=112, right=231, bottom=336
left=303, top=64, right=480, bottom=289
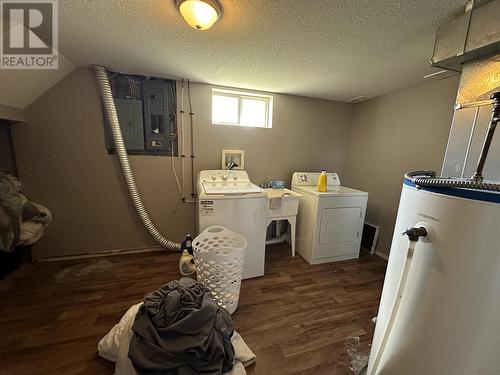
left=317, top=170, right=327, bottom=192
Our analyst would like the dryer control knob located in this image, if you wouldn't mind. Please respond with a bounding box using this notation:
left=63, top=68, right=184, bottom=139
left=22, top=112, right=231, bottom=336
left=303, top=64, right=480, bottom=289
left=212, top=175, right=217, bottom=181
left=233, top=174, right=238, bottom=180
left=222, top=174, right=229, bottom=181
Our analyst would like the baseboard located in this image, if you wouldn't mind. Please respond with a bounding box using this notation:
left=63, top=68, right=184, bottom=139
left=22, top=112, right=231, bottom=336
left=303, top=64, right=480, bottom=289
left=35, top=246, right=166, bottom=262
left=374, top=250, right=389, bottom=261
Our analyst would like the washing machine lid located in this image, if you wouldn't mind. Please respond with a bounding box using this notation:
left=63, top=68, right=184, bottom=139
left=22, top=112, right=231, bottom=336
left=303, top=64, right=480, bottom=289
left=201, top=181, right=264, bottom=195
left=293, top=185, right=368, bottom=197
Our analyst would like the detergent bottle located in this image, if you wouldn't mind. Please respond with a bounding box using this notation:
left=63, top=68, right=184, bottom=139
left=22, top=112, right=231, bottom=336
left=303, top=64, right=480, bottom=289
left=181, top=234, right=193, bottom=255
left=179, top=250, right=196, bottom=276
left=317, top=170, right=327, bottom=192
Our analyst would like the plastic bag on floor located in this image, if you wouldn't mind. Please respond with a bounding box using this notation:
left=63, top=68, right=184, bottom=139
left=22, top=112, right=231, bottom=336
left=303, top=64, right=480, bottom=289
left=345, top=336, right=369, bottom=374
left=18, top=202, right=52, bottom=246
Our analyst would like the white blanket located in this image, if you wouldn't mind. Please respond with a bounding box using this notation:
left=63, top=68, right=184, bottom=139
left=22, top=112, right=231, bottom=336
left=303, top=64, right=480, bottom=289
left=98, top=303, right=256, bottom=375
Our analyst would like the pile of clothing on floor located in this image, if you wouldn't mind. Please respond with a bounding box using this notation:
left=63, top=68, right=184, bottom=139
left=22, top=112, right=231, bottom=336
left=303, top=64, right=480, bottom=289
left=0, top=170, right=52, bottom=252
left=98, top=278, right=256, bottom=375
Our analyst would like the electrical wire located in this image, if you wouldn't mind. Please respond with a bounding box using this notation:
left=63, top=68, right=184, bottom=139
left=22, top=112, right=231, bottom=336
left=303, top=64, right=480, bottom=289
left=180, top=78, right=186, bottom=200
left=178, top=79, right=196, bottom=204
left=123, top=74, right=141, bottom=99
left=187, top=79, right=196, bottom=198
left=170, top=140, right=182, bottom=198
left=169, top=91, right=182, bottom=200
left=166, top=81, right=183, bottom=214
left=171, top=139, right=182, bottom=214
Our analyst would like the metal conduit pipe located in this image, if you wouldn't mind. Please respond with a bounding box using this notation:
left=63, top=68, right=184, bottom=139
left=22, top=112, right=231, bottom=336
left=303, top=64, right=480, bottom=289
left=405, top=170, right=500, bottom=192
left=406, top=92, right=500, bottom=192
left=93, top=65, right=181, bottom=251
left=472, top=92, right=500, bottom=182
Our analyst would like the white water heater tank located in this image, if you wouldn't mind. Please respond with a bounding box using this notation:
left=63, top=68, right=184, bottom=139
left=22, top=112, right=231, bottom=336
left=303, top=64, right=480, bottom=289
left=368, top=178, right=500, bottom=374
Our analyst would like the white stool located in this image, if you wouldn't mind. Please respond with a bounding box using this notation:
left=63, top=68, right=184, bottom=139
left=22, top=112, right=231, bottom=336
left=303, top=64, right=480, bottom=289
left=266, top=215, right=297, bottom=257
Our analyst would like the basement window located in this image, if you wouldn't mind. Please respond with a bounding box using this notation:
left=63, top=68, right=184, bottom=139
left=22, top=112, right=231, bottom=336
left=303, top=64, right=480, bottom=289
left=212, top=88, right=273, bottom=128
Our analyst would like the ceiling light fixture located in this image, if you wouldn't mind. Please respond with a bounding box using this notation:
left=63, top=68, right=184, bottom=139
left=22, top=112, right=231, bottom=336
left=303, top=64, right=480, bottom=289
left=176, top=0, right=223, bottom=31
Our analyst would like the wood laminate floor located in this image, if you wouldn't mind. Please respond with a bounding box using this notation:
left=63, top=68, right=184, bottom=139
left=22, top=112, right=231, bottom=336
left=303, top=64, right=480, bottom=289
left=0, top=245, right=386, bottom=374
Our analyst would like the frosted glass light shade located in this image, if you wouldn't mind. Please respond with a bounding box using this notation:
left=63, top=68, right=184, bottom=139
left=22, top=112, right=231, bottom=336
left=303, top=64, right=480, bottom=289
left=177, top=0, right=222, bottom=30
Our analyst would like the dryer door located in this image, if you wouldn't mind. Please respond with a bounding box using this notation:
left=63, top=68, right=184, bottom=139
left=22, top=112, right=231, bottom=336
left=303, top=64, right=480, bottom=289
left=319, top=207, right=362, bottom=245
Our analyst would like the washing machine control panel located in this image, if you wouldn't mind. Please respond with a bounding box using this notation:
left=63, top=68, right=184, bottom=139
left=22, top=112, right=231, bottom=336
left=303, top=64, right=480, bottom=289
left=200, top=170, right=250, bottom=183
left=198, top=170, right=263, bottom=195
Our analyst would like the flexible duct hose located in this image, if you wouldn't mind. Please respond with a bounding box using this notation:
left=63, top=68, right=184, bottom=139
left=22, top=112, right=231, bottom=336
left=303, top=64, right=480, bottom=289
left=93, top=65, right=181, bottom=251
left=405, top=170, right=500, bottom=192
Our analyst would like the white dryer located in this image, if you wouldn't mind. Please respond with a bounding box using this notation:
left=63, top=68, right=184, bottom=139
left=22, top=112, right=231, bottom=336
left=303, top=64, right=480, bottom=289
left=291, top=172, right=368, bottom=264
left=197, top=170, right=267, bottom=279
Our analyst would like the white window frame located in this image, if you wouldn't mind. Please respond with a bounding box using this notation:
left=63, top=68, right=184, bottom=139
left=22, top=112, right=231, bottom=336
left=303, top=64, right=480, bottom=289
left=212, top=88, right=273, bottom=128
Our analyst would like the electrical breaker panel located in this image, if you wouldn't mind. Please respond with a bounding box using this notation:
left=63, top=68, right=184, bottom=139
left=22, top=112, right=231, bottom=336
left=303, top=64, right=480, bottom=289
left=143, top=80, right=176, bottom=154
left=104, top=72, right=177, bottom=155
left=105, top=98, right=144, bottom=151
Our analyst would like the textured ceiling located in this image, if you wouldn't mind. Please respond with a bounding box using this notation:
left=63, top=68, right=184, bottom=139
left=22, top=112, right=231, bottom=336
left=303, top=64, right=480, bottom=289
left=57, top=0, right=469, bottom=101
left=4, top=0, right=469, bottom=108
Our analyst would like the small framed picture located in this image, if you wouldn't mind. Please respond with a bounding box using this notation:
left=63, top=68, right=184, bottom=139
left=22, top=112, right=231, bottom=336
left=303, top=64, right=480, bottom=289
left=222, top=149, right=245, bottom=170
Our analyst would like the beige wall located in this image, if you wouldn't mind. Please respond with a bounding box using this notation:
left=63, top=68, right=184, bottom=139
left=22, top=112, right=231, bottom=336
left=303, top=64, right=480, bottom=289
left=0, top=122, right=18, bottom=175
left=0, top=103, right=26, bottom=122
left=191, top=84, right=353, bottom=183
left=12, top=68, right=354, bottom=259
left=344, top=76, right=460, bottom=257
left=10, top=68, right=462, bottom=260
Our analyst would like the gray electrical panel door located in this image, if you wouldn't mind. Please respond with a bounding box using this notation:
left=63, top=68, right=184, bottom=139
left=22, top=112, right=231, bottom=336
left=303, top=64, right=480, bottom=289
left=442, top=107, right=477, bottom=178
left=143, top=80, right=176, bottom=154
left=105, top=98, right=144, bottom=151
left=442, top=104, right=500, bottom=181
left=462, top=105, right=500, bottom=181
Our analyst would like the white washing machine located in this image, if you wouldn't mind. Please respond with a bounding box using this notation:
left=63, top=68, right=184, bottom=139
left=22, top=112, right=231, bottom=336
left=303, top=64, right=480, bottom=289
left=197, top=170, right=267, bottom=279
left=291, top=172, right=368, bottom=264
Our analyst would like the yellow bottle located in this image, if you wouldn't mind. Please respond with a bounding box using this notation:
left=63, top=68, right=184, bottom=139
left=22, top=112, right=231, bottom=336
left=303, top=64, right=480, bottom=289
left=317, top=170, right=327, bottom=192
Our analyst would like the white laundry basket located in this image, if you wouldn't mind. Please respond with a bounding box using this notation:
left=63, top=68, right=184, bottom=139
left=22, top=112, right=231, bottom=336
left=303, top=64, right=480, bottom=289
left=193, top=226, right=247, bottom=314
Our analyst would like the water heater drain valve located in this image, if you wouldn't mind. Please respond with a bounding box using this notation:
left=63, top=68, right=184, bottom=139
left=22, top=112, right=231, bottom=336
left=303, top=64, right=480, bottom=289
left=403, top=226, right=428, bottom=242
